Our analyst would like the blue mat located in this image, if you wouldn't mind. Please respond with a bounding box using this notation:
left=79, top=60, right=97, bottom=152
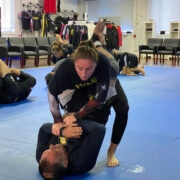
left=0, top=66, right=180, bottom=180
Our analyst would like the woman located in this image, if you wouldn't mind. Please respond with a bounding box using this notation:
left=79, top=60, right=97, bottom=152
left=45, top=40, right=73, bottom=85
left=48, top=22, right=129, bottom=168
left=48, top=39, right=111, bottom=124
left=51, top=40, right=73, bottom=64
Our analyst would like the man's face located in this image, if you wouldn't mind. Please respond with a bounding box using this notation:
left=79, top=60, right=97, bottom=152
left=75, top=59, right=97, bottom=81
left=40, top=144, right=68, bottom=166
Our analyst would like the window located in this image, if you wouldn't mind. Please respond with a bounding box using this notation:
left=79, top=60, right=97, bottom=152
left=0, top=0, right=15, bottom=33
left=148, top=0, right=180, bottom=34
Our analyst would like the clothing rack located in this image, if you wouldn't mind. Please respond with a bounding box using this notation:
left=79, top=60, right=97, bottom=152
left=96, top=18, right=114, bottom=25
left=68, top=20, right=94, bottom=25
left=22, top=2, right=43, bottom=10
left=56, top=9, right=74, bottom=17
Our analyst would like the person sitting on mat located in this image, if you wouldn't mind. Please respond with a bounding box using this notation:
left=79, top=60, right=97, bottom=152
left=0, top=59, right=36, bottom=104
left=36, top=118, right=105, bottom=180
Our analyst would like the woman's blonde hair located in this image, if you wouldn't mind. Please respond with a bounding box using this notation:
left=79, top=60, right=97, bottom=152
left=71, top=40, right=98, bottom=63
left=51, top=41, right=63, bottom=52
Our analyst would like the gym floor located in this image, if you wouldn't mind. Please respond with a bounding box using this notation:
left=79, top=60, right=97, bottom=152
left=0, top=58, right=180, bottom=180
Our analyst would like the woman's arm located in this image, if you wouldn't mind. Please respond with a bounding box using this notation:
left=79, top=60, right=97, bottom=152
left=48, top=90, right=63, bottom=123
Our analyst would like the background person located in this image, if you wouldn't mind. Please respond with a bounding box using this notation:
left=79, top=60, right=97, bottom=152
left=0, top=60, right=36, bottom=104
left=51, top=36, right=73, bottom=64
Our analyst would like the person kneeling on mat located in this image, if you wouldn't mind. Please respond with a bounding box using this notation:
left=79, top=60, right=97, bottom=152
left=113, top=51, right=145, bottom=76
left=0, top=60, right=36, bottom=104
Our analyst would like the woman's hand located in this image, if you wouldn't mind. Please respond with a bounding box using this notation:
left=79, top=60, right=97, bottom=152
left=63, top=114, right=77, bottom=126
left=63, top=123, right=83, bottom=138
left=52, top=122, right=65, bottom=136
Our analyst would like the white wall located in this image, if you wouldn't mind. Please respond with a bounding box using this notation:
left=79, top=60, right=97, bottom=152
left=77, top=0, right=87, bottom=20
left=83, top=0, right=134, bottom=32
left=121, top=0, right=148, bottom=55
left=61, top=0, right=77, bottom=11
left=77, top=0, right=149, bottom=55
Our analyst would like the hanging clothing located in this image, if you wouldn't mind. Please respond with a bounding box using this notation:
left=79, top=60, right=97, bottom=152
left=28, top=10, right=33, bottom=32
left=67, top=25, right=88, bottom=48
left=44, top=0, right=56, bottom=14
left=86, top=23, right=96, bottom=40
left=41, top=14, right=55, bottom=36
left=20, top=11, right=31, bottom=30
left=116, top=26, right=122, bottom=47
left=57, top=0, right=61, bottom=13
left=32, top=10, right=42, bottom=31
left=105, top=24, right=118, bottom=50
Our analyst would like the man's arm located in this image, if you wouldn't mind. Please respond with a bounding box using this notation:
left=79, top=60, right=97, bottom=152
left=36, top=122, right=83, bottom=163
left=36, top=123, right=55, bottom=163
left=68, top=119, right=106, bottom=174
left=48, top=90, right=63, bottom=123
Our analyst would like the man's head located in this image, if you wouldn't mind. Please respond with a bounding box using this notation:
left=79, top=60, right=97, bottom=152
left=39, top=144, right=68, bottom=180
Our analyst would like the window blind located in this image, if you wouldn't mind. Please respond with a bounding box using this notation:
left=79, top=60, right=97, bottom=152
left=0, top=0, right=15, bottom=33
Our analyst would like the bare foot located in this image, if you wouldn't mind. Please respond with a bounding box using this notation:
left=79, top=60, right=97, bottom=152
left=55, top=34, right=64, bottom=44
left=124, top=67, right=137, bottom=76
left=93, top=22, right=106, bottom=45
left=107, top=152, right=120, bottom=167
left=130, top=67, right=145, bottom=75
left=10, top=68, right=21, bottom=76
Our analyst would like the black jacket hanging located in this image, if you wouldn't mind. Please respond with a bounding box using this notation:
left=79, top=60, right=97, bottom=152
left=57, top=0, right=60, bottom=13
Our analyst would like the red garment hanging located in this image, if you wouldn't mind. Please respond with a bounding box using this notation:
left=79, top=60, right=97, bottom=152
left=116, top=26, right=122, bottom=47
left=106, top=24, right=113, bottom=29
left=44, top=0, right=56, bottom=14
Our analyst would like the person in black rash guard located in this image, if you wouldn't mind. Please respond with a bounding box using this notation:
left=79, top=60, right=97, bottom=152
left=48, top=40, right=110, bottom=124
left=48, top=22, right=129, bottom=168
left=0, top=60, right=36, bottom=104
left=36, top=119, right=105, bottom=180
left=51, top=40, right=73, bottom=64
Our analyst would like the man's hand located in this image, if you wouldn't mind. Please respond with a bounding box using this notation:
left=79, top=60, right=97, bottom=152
left=63, top=124, right=83, bottom=138
left=52, top=122, right=66, bottom=136
left=63, top=114, right=77, bottom=126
